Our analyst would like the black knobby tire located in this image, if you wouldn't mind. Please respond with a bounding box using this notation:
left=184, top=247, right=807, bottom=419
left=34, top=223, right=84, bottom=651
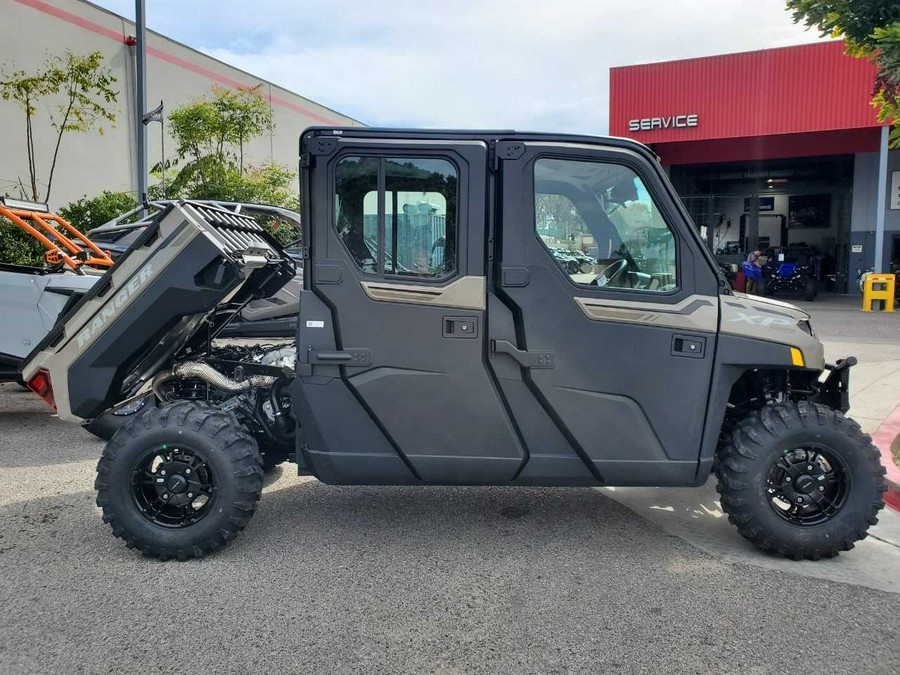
left=716, top=401, right=886, bottom=560
left=95, top=401, right=263, bottom=560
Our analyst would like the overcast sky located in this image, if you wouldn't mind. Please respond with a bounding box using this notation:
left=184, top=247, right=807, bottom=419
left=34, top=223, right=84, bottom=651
left=93, top=0, right=827, bottom=133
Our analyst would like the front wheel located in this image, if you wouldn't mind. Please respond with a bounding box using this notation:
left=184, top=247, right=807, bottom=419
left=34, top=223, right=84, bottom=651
left=95, top=401, right=263, bottom=560
left=716, top=401, right=885, bottom=560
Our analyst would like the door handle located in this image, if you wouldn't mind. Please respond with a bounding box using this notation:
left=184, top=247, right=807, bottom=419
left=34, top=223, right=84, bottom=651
left=670, top=334, right=706, bottom=359
left=491, top=340, right=554, bottom=369
left=443, top=316, right=477, bottom=338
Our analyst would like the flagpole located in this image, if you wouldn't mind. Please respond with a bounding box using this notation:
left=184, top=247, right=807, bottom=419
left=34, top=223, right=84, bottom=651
left=141, top=101, right=165, bottom=199
left=135, top=0, right=148, bottom=204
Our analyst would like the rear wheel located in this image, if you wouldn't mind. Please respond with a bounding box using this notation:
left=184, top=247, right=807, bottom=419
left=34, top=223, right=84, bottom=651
left=95, top=401, right=263, bottom=560
left=716, top=401, right=885, bottom=559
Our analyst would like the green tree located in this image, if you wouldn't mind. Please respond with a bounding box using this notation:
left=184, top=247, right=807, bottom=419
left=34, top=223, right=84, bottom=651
left=158, top=86, right=298, bottom=245
left=0, top=50, right=118, bottom=202
left=166, top=85, right=274, bottom=183
left=58, top=190, right=137, bottom=231
left=0, top=219, right=44, bottom=267
left=787, top=1, right=900, bottom=146
left=159, top=86, right=297, bottom=227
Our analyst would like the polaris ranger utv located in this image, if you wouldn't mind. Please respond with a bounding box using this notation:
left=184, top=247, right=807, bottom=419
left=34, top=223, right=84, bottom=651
left=23, top=129, right=885, bottom=561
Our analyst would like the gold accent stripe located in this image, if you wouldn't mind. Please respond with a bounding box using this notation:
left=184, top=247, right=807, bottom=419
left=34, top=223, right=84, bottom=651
left=574, top=294, right=718, bottom=332
left=361, top=275, right=486, bottom=310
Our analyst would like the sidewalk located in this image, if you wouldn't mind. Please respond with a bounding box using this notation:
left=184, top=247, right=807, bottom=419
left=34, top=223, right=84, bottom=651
left=791, top=294, right=900, bottom=508
left=820, top=329, right=900, bottom=512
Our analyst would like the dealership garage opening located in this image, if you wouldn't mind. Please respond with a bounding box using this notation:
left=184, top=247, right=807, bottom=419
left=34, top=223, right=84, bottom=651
left=609, top=41, right=900, bottom=294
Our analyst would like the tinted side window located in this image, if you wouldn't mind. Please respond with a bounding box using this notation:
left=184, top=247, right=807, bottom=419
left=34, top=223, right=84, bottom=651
left=335, top=156, right=379, bottom=274
left=334, top=156, right=458, bottom=279
left=534, top=158, right=677, bottom=292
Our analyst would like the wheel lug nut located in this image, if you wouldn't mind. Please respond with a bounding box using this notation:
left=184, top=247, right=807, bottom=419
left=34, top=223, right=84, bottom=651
left=807, top=465, right=813, bottom=471
left=818, top=486, right=824, bottom=492
left=160, top=470, right=166, bottom=476
left=185, top=469, right=191, bottom=475
left=786, top=477, right=792, bottom=482
left=797, top=497, right=804, bottom=503
left=162, top=493, right=169, bottom=500
left=187, top=492, right=193, bottom=498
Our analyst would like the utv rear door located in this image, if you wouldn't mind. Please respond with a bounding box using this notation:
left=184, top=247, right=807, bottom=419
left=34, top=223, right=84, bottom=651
left=490, top=140, right=720, bottom=485
left=295, top=131, right=524, bottom=484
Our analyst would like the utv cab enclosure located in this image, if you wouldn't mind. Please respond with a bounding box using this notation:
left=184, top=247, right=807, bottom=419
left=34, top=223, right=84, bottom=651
left=23, top=129, right=885, bottom=561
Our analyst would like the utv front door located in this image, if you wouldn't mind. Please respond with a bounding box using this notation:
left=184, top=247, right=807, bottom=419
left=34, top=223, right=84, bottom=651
left=295, top=132, right=524, bottom=484
left=490, top=141, right=721, bottom=485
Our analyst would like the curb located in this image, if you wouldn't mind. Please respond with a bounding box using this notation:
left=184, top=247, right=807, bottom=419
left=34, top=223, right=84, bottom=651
left=871, top=405, right=900, bottom=512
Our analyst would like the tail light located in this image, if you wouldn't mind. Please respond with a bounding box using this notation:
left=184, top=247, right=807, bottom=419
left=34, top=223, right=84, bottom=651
left=27, top=369, right=56, bottom=411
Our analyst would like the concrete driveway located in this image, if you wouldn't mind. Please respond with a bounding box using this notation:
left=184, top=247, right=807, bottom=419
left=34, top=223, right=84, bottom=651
left=1, top=379, right=898, bottom=674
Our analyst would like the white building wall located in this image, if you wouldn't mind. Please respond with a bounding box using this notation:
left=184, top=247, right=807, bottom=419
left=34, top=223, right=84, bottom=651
left=1, top=0, right=362, bottom=209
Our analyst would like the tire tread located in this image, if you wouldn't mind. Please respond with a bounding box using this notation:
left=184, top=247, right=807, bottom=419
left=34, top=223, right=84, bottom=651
left=716, top=400, right=886, bottom=560
left=94, top=401, right=263, bottom=561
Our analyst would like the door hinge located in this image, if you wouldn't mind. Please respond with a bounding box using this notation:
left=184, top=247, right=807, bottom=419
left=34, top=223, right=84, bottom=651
left=298, top=348, right=371, bottom=375
left=492, top=141, right=526, bottom=172
left=308, top=348, right=371, bottom=366
left=487, top=237, right=494, bottom=262
left=307, top=135, right=339, bottom=156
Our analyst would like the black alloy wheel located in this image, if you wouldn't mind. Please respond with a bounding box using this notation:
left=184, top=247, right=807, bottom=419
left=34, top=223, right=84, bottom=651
left=96, top=401, right=263, bottom=560
left=131, top=444, right=217, bottom=528
left=765, top=444, right=849, bottom=526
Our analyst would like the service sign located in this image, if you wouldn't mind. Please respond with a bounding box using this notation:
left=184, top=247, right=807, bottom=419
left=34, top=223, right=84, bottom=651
left=628, top=114, right=699, bottom=132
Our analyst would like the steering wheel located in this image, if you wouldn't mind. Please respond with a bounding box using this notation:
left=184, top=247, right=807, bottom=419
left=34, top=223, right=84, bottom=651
left=589, top=259, right=628, bottom=287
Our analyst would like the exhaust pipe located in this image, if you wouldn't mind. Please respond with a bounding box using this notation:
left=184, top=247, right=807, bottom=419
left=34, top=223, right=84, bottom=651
left=152, top=361, right=277, bottom=400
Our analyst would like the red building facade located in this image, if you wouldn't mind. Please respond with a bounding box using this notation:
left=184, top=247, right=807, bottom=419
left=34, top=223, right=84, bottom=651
left=610, top=42, right=897, bottom=282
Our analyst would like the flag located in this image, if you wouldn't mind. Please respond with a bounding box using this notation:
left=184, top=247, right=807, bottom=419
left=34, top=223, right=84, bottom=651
left=142, top=101, right=164, bottom=125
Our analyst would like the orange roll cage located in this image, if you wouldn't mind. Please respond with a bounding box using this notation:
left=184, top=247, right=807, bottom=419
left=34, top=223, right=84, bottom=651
left=0, top=204, right=114, bottom=270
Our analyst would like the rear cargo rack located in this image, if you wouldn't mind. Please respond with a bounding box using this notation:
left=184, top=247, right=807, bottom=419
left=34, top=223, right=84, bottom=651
left=22, top=200, right=295, bottom=422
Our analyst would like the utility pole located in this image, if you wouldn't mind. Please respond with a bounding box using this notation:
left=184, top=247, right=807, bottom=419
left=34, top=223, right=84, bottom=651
left=874, top=125, right=889, bottom=272
left=135, top=0, right=148, bottom=204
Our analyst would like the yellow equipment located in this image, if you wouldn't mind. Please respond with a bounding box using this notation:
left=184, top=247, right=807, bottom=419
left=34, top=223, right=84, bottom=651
left=861, top=273, right=895, bottom=312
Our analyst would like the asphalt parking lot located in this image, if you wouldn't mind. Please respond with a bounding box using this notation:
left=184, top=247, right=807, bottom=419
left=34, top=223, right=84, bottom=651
left=1, top=372, right=899, bottom=674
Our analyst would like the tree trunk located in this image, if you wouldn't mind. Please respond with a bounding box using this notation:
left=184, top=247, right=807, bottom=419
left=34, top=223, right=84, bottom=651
left=46, top=92, right=76, bottom=204
left=25, top=100, right=38, bottom=201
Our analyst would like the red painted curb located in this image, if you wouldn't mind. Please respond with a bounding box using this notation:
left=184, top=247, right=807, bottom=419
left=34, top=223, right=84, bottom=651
left=871, top=405, right=900, bottom=512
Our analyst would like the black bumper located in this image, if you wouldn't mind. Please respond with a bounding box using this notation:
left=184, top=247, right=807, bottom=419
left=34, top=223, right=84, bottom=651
left=812, top=357, right=856, bottom=413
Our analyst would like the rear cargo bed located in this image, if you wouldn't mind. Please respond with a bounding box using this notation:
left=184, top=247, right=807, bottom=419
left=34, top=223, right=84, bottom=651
left=23, top=201, right=294, bottom=421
